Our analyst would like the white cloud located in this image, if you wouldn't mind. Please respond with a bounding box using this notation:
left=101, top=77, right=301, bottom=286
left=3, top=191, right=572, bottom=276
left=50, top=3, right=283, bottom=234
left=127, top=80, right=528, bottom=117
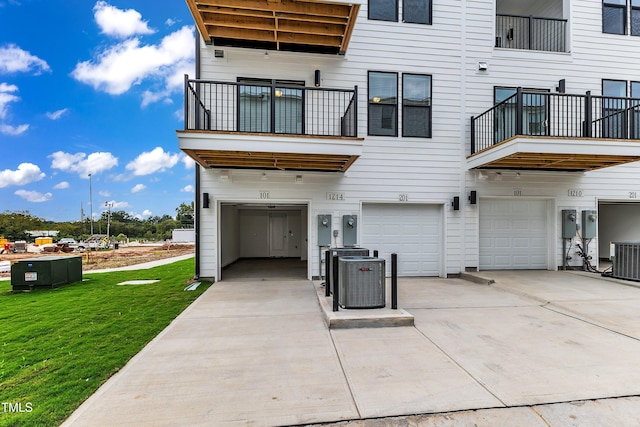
left=181, top=154, right=195, bottom=170
left=0, top=163, right=45, bottom=188
left=180, top=185, right=194, bottom=193
left=0, top=83, right=29, bottom=135
left=53, top=181, right=70, bottom=190
left=131, top=183, right=146, bottom=193
left=71, top=25, right=194, bottom=102
left=0, top=123, right=28, bottom=135
left=0, top=44, right=50, bottom=75
left=142, top=209, right=152, bottom=216
left=0, top=82, right=19, bottom=119
left=94, top=1, right=154, bottom=38
left=126, top=146, right=180, bottom=176
left=49, top=151, right=118, bottom=177
left=99, top=190, right=111, bottom=197
left=15, top=189, right=52, bottom=203
left=46, top=108, right=69, bottom=120
left=104, top=199, right=129, bottom=209
left=165, top=18, right=176, bottom=26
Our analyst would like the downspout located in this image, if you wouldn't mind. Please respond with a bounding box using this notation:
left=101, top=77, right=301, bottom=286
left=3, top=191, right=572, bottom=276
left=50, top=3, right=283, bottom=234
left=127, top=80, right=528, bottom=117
left=194, top=33, right=202, bottom=279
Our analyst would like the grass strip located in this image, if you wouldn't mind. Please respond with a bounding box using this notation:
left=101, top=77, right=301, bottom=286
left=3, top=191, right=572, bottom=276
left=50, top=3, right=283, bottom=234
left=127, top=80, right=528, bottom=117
left=0, top=258, right=210, bottom=427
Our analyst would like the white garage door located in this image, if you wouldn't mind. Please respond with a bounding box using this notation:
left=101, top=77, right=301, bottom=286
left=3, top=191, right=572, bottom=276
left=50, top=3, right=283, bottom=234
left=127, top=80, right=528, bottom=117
left=362, top=204, right=442, bottom=277
left=479, top=199, right=548, bottom=270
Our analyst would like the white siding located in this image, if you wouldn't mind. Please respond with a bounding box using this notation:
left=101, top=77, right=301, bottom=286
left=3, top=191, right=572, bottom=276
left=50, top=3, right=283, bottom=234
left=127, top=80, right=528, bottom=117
left=190, top=0, right=640, bottom=279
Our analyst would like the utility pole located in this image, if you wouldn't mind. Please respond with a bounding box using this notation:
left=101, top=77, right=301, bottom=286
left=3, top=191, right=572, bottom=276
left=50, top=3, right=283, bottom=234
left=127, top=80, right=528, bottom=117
left=88, top=173, right=93, bottom=235
left=105, top=201, right=113, bottom=240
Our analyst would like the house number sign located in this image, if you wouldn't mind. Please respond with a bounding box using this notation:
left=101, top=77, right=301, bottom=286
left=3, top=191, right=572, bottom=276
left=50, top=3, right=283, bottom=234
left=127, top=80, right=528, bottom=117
left=568, top=189, right=584, bottom=197
left=326, top=192, right=345, bottom=201
left=259, top=191, right=270, bottom=199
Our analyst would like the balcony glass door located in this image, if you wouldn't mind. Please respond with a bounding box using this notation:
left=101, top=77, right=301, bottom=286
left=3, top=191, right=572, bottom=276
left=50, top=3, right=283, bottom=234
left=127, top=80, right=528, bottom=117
left=494, top=87, right=548, bottom=142
left=238, top=78, right=303, bottom=134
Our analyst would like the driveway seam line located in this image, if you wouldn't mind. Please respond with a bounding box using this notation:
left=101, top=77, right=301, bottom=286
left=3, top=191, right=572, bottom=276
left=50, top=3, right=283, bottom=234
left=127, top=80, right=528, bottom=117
left=542, top=304, right=640, bottom=343
left=411, top=324, right=508, bottom=407
left=327, top=330, right=362, bottom=420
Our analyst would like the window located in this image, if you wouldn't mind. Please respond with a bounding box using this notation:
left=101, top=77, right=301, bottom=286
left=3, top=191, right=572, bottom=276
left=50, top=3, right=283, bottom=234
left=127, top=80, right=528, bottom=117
left=603, top=0, right=640, bottom=35
left=602, top=79, right=628, bottom=138
left=604, top=0, right=627, bottom=34
left=633, top=0, right=640, bottom=34
left=368, top=72, right=398, bottom=136
left=403, top=0, right=432, bottom=25
left=369, top=0, right=432, bottom=24
left=369, top=0, right=397, bottom=22
left=402, top=74, right=432, bottom=137
left=238, top=78, right=304, bottom=134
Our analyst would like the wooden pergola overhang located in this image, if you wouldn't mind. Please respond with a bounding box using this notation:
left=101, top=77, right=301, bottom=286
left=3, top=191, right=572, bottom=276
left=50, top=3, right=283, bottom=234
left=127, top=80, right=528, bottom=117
left=467, top=136, right=640, bottom=172
left=185, top=0, right=361, bottom=54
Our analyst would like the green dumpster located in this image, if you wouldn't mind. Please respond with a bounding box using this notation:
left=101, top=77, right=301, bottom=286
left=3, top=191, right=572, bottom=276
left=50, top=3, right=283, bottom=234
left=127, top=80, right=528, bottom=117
left=11, top=256, right=83, bottom=290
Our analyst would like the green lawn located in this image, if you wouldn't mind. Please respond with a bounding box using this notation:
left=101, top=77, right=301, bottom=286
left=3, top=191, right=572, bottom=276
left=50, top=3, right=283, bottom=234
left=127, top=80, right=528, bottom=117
left=0, top=258, right=211, bottom=427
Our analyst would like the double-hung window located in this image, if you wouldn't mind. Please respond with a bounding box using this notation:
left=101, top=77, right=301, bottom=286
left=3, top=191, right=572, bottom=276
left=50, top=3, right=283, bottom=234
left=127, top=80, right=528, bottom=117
left=402, top=74, right=432, bottom=137
left=368, top=72, right=398, bottom=136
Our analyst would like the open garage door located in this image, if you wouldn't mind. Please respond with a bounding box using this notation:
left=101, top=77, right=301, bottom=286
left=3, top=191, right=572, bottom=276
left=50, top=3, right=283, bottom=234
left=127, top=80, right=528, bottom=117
left=598, top=201, right=640, bottom=259
left=362, top=203, right=442, bottom=277
left=479, top=199, right=548, bottom=270
left=219, top=203, right=308, bottom=280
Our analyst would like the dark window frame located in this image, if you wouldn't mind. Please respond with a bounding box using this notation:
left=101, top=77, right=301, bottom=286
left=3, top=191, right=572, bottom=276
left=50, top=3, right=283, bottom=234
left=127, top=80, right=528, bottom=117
left=368, top=71, right=399, bottom=137
left=402, top=73, right=432, bottom=138
left=403, top=0, right=432, bottom=25
left=603, top=0, right=629, bottom=34
left=602, top=78, right=629, bottom=138
left=368, top=0, right=398, bottom=22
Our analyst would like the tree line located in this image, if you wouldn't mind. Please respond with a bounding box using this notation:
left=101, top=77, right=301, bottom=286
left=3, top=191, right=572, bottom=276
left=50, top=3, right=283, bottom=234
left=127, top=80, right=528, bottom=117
left=0, top=202, right=194, bottom=242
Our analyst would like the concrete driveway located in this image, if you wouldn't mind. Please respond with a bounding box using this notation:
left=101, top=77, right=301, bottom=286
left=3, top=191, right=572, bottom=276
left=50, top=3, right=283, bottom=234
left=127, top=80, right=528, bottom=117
left=62, top=270, right=640, bottom=426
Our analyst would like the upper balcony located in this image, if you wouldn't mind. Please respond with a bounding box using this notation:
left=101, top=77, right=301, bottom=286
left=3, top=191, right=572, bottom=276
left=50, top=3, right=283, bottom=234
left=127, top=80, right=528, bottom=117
left=468, top=89, right=640, bottom=171
left=177, top=77, right=363, bottom=172
left=495, top=0, right=568, bottom=53
left=185, top=0, right=362, bottom=55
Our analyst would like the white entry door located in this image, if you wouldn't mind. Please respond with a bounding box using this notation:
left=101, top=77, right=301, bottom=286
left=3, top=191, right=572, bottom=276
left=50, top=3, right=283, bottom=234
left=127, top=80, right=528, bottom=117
left=269, top=213, right=287, bottom=257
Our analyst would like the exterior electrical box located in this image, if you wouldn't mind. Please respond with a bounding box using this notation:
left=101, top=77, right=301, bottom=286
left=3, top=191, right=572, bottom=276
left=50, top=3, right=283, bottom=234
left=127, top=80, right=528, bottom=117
left=581, top=210, right=597, bottom=239
left=561, top=209, right=577, bottom=239
left=317, top=214, right=332, bottom=246
left=342, top=215, right=357, bottom=246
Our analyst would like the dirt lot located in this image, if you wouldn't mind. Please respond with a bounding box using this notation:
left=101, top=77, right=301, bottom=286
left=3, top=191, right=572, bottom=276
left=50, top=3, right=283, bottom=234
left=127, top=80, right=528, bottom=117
left=0, top=243, right=195, bottom=278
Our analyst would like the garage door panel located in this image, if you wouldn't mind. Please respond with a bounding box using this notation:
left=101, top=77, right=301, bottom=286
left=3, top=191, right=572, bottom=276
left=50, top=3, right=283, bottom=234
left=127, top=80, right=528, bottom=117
left=362, top=204, right=442, bottom=277
left=480, top=199, right=548, bottom=270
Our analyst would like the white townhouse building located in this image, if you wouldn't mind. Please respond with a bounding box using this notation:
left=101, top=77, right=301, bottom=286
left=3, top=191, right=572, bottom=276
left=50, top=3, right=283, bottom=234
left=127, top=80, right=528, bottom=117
left=177, top=0, right=640, bottom=281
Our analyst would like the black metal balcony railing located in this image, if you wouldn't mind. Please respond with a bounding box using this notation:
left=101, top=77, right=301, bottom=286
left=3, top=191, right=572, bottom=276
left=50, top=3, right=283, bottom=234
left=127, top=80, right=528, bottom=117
left=495, top=14, right=567, bottom=53
left=471, top=88, right=640, bottom=154
left=184, top=76, right=358, bottom=138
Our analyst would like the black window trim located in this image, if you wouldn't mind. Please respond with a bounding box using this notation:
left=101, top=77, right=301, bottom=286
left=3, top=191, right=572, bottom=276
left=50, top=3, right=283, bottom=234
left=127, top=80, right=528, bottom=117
left=402, top=73, right=432, bottom=138
left=367, top=70, right=399, bottom=137
left=602, top=78, right=629, bottom=97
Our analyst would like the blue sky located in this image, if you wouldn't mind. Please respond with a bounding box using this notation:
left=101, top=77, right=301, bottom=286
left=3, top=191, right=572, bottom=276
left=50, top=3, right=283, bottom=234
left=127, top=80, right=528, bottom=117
left=0, top=0, right=197, bottom=222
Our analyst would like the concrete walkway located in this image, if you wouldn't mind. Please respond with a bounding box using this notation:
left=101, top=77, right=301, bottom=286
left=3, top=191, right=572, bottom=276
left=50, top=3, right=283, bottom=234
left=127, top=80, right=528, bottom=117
left=62, top=270, right=640, bottom=426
